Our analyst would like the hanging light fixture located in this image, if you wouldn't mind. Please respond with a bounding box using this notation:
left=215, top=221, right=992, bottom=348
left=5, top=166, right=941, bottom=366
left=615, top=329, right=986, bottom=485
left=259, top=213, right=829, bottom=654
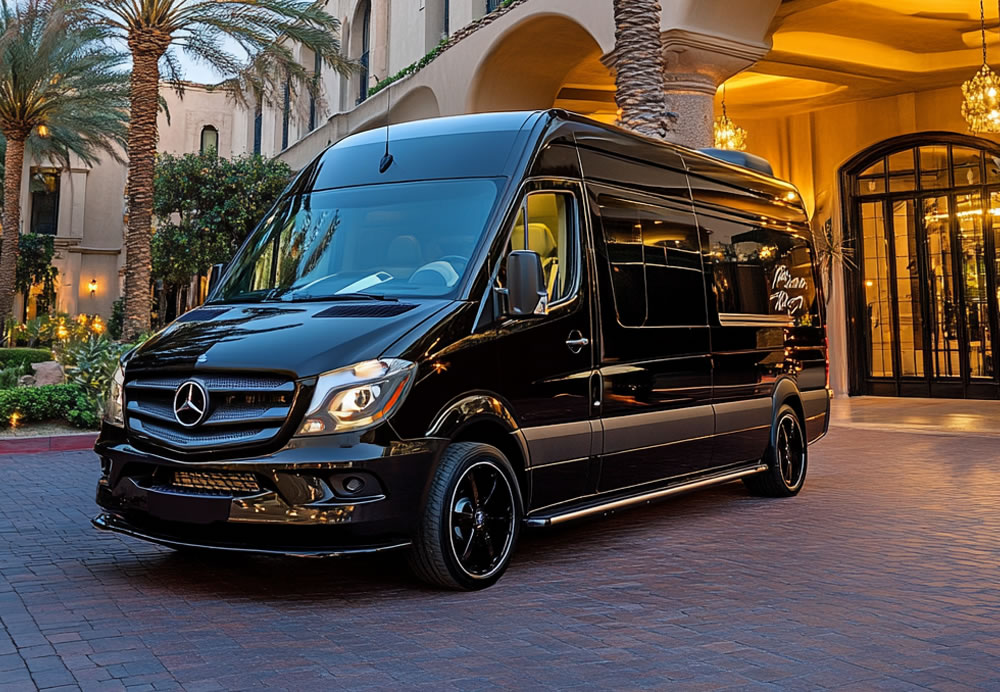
left=961, top=0, right=1000, bottom=133
left=713, top=83, right=747, bottom=151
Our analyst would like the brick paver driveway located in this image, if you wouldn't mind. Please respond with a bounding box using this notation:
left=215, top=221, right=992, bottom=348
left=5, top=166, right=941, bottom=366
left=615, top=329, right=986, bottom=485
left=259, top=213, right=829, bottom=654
left=2, top=426, right=999, bottom=690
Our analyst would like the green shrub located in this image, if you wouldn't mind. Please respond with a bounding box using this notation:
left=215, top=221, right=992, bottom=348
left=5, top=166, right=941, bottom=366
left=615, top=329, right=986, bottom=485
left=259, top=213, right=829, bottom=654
left=0, top=347, right=53, bottom=369
left=109, top=298, right=124, bottom=340
left=59, top=335, right=131, bottom=417
left=0, top=362, right=31, bottom=389
left=0, top=384, right=98, bottom=429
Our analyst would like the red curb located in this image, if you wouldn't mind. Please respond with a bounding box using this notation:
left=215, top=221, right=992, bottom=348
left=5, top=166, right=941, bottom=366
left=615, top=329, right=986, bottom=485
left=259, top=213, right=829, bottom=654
left=0, top=432, right=98, bottom=455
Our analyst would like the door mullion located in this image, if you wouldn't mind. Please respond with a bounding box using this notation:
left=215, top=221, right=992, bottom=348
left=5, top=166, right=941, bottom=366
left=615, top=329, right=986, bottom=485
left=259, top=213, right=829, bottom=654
left=882, top=198, right=903, bottom=395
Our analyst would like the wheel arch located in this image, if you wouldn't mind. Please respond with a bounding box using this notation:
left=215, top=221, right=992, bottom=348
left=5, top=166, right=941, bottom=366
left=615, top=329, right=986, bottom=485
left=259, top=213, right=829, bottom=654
left=771, top=377, right=805, bottom=433
left=426, top=393, right=530, bottom=505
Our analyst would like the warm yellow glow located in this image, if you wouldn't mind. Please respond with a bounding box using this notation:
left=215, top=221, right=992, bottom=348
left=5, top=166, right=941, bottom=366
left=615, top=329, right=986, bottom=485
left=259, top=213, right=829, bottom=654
left=88, top=278, right=98, bottom=296
left=56, top=325, right=69, bottom=340
left=9, top=412, right=21, bottom=428
left=714, top=111, right=747, bottom=152
left=36, top=124, right=49, bottom=138
left=91, top=321, right=105, bottom=334
left=866, top=280, right=875, bottom=287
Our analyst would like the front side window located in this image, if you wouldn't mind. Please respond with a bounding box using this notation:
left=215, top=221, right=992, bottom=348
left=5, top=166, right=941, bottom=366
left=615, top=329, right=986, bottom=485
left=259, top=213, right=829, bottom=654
left=704, top=215, right=819, bottom=326
left=213, top=178, right=501, bottom=303
left=502, top=191, right=579, bottom=305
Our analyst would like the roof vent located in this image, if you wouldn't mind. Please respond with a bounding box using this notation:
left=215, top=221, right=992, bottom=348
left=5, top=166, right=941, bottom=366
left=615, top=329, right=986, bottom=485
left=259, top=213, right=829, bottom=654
left=699, top=148, right=774, bottom=177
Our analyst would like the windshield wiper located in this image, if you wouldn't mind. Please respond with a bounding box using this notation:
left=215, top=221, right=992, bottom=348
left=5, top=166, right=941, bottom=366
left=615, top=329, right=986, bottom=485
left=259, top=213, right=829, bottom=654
left=278, top=292, right=399, bottom=303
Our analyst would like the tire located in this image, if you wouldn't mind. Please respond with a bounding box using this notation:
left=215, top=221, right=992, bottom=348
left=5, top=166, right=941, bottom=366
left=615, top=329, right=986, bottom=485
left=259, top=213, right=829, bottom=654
left=743, top=404, right=807, bottom=498
left=409, top=442, right=522, bottom=590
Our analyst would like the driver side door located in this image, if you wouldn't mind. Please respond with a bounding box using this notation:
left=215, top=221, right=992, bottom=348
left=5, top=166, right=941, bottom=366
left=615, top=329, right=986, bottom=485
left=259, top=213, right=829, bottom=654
left=494, top=182, right=598, bottom=512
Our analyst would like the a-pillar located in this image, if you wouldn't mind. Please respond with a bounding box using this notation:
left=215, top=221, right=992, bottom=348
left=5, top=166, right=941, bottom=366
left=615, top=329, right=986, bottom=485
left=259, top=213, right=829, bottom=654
left=659, top=30, right=770, bottom=149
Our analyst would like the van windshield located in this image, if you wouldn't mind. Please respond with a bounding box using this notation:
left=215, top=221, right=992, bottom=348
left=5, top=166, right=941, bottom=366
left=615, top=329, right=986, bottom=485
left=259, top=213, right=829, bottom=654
left=211, top=178, right=502, bottom=303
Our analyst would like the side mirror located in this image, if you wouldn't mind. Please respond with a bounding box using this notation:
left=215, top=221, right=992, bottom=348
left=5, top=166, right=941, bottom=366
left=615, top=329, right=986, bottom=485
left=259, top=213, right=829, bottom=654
left=207, top=263, right=225, bottom=293
left=505, top=250, right=548, bottom=317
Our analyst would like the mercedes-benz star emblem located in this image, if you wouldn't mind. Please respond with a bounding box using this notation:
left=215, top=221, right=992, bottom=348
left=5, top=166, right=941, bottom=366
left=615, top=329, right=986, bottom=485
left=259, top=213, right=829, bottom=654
left=173, top=380, right=209, bottom=427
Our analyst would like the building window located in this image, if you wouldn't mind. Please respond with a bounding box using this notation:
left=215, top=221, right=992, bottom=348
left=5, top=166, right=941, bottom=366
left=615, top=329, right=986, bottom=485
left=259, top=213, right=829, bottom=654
left=29, top=168, right=60, bottom=235
left=486, top=0, right=502, bottom=12
left=358, top=1, right=371, bottom=104
left=253, top=103, right=262, bottom=155
left=200, top=125, right=219, bottom=155
left=309, top=51, right=321, bottom=132
left=444, top=0, right=450, bottom=35
left=281, top=80, right=290, bottom=150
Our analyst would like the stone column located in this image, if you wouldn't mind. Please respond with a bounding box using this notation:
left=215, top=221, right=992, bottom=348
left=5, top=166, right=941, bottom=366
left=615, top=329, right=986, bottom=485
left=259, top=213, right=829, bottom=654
left=659, top=30, right=771, bottom=149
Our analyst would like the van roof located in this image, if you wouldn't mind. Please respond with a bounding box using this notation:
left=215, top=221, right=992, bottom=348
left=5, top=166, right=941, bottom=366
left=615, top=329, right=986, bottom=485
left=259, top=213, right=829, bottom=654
left=306, top=110, right=805, bottom=218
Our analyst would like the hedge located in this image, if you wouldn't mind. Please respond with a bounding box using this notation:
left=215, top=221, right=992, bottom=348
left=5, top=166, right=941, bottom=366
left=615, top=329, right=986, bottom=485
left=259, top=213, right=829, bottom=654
left=0, top=348, right=53, bottom=369
left=0, top=384, right=98, bottom=429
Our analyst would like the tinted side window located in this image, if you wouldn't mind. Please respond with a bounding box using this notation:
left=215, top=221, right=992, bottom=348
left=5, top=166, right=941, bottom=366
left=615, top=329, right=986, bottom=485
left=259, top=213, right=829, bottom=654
left=599, top=197, right=707, bottom=327
left=702, top=214, right=819, bottom=326
left=600, top=202, right=647, bottom=327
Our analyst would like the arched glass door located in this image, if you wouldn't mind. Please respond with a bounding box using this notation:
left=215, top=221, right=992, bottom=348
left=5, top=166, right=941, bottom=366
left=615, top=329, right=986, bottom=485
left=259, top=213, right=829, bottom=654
left=844, top=134, right=1000, bottom=399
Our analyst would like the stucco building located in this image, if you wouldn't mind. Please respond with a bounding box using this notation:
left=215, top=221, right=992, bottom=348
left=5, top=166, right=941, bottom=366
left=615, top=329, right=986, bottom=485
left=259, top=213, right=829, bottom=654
left=12, top=83, right=250, bottom=320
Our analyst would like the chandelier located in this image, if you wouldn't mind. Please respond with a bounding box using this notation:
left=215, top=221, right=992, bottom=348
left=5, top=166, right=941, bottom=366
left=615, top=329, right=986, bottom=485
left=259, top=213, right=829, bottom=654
left=961, top=0, right=1000, bottom=133
left=713, top=84, right=747, bottom=151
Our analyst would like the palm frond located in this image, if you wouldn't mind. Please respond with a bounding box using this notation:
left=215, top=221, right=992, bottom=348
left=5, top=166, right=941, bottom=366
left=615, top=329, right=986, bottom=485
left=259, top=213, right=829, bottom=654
left=0, top=0, right=129, bottom=167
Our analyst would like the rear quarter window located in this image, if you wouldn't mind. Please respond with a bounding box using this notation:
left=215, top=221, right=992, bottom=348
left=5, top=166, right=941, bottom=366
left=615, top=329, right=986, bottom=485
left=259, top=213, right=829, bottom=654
left=701, top=215, right=819, bottom=327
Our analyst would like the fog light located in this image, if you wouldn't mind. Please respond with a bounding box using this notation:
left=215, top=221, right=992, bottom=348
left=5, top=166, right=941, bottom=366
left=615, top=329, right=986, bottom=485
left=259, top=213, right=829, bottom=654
left=300, top=418, right=326, bottom=435
left=343, top=476, right=364, bottom=494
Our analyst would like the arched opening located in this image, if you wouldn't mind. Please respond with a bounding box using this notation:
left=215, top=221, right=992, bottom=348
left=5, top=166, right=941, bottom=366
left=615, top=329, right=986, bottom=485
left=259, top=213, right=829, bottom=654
left=390, top=86, right=440, bottom=124
left=200, top=125, right=218, bottom=155
left=468, top=14, right=613, bottom=121
left=349, top=0, right=372, bottom=105
left=841, top=132, right=1000, bottom=399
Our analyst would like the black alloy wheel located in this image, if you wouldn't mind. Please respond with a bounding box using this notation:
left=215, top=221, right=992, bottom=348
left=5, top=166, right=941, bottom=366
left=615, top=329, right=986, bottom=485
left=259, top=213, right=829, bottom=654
left=410, top=442, right=522, bottom=590
left=744, top=404, right=808, bottom=497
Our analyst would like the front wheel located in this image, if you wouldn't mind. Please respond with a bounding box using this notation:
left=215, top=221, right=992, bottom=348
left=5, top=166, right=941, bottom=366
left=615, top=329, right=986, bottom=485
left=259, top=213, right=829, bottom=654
left=409, top=442, right=522, bottom=590
left=743, top=404, right=807, bottom=497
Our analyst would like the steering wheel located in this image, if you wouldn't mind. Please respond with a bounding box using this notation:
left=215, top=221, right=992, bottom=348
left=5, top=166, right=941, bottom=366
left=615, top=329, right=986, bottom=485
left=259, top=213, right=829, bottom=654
left=438, top=255, right=469, bottom=275
left=410, top=259, right=463, bottom=287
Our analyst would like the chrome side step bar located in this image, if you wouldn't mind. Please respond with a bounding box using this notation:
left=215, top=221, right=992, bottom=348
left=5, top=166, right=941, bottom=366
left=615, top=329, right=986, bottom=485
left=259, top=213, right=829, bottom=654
left=525, top=464, right=768, bottom=528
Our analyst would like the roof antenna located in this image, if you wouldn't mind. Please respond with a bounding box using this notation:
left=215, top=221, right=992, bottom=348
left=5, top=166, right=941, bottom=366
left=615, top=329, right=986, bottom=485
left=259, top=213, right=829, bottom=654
left=379, top=80, right=394, bottom=174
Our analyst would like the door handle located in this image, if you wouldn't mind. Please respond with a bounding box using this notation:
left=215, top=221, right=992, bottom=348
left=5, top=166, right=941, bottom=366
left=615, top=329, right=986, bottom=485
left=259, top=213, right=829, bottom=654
left=566, top=331, right=590, bottom=354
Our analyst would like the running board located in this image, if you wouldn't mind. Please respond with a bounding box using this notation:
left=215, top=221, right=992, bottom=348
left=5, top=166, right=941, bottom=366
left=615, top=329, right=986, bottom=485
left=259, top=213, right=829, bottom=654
left=525, top=464, right=768, bottom=528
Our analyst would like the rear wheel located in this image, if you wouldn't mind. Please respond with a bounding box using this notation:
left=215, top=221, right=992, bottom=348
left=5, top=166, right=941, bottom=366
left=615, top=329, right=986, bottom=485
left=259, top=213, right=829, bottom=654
left=743, top=404, right=807, bottom=497
left=409, top=442, right=522, bottom=590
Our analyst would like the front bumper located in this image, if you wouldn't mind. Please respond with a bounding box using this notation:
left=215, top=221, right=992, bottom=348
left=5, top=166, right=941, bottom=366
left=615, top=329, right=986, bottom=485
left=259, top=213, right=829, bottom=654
left=94, top=427, right=446, bottom=556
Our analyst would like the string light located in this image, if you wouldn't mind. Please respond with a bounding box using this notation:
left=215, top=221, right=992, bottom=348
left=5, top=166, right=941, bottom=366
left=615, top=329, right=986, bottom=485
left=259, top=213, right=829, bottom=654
left=961, top=0, right=1000, bottom=133
left=713, top=83, right=747, bottom=151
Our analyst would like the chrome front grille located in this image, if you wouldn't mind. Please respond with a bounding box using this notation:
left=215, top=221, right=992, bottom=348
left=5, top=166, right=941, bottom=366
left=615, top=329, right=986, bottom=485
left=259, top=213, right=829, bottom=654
left=125, top=372, right=296, bottom=452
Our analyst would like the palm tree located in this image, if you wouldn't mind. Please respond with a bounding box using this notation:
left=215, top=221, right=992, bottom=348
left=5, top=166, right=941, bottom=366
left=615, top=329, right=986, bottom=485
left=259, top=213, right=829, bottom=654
left=0, top=0, right=129, bottom=322
left=610, top=0, right=671, bottom=139
left=89, top=0, right=353, bottom=339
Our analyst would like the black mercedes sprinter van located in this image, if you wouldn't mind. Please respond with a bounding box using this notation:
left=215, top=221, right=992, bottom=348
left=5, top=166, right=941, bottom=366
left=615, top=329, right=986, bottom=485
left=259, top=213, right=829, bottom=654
left=94, top=110, right=831, bottom=590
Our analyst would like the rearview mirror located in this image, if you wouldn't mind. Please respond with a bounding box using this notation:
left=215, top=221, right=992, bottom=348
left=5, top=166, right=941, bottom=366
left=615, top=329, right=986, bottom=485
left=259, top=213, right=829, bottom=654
left=207, top=263, right=225, bottom=293
left=505, top=250, right=548, bottom=317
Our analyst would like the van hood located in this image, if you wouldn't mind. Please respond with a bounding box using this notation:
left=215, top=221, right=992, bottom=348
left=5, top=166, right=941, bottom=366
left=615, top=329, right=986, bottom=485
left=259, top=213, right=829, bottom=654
left=125, top=299, right=455, bottom=378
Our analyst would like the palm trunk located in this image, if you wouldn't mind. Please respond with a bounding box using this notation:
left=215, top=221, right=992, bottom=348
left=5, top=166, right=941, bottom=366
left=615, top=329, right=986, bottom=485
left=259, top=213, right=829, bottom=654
left=122, top=37, right=167, bottom=340
left=610, top=0, right=670, bottom=139
left=0, top=135, right=26, bottom=322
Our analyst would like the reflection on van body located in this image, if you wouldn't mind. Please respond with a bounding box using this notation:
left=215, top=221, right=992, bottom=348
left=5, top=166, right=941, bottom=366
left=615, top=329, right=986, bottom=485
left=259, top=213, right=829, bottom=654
left=93, top=111, right=831, bottom=590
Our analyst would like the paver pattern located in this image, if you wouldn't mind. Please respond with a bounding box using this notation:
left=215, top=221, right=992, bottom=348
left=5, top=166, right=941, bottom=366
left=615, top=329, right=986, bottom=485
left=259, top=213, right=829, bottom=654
left=1, top=426, right=999, bottom=690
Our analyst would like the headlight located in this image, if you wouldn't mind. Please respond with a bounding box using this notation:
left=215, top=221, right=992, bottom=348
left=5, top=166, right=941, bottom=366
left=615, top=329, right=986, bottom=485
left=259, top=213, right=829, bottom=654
left=297, top=359, right=416, bottom=436
left=105, top=363, right=125, bottom=427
